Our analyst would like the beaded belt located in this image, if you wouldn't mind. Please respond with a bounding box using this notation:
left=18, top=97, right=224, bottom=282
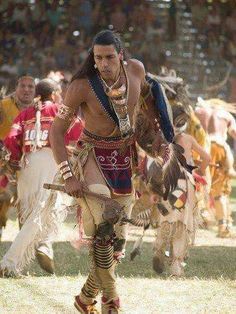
left=80, top=129, right=135, bottom=150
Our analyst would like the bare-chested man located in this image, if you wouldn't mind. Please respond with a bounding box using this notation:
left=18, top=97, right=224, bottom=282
left=195, top=98, right=236, bottom=237
left=49, top=30, right=176, bottom=314
left=0, top=76, right=35, bottom=240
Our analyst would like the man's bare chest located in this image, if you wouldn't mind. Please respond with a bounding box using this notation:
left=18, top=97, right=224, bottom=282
left=84, top=78, right=141, bottom=122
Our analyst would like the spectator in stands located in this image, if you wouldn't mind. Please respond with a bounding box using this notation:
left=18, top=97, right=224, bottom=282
left=77, top=0, right=93, bottom=35
left=40, top=50, right=56, bottom=75
left=191, top=0, right=208, bottom=33
left=206, top=30, right=223, bottom=59
left=46, top=1, right=63, bottom=30
left=227, top=33, right=236, bottom=61
left=0, top=57, right=18, bottom=76
left=225, top=9, right=236, bottom=35
left=31, top=0, right=47, bottom=31
left=207, top=3, right=221, bottom=34
left=110, top=5, right=127, bottom=32
left=0, top=0, right=234, bottom=104
left=168, top=0, right=177, bottom=41
left=11, top=3, right=29, bottom=33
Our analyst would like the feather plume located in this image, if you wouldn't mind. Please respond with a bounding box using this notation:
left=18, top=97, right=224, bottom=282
left=162, top=144, right=181, bottom=200
left=197, top=97, right=236, bottom=114
left=130, top=233, right=144, bottom=261
left=135, top=112, right=194, bottom=200
left=130, top=237, right=143, bottom=261
left=135, top=84, right=195, bottom=200
left=135, top=112, right=157, bottom=157
left=162, top=142, right=196, bottom=200
left=129, top=209, right=154, bottom=261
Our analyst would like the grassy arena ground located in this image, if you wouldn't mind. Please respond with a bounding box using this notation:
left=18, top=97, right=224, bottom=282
left=0, top=183, right=236, bottom=313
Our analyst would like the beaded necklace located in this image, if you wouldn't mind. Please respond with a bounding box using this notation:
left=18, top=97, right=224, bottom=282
left=99, top=68, right=121, bottom=95
left=99, top=61, right=132, bottom=139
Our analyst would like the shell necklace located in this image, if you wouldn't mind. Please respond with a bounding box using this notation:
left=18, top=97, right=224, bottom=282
left=99, top=68, right=121, bottom=95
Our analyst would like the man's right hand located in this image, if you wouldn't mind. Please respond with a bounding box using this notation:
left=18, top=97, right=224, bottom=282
left=64, top=175, right=87, bottom=198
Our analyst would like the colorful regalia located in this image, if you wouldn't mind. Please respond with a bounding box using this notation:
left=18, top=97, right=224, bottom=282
left=0, top=100, right=83, bottom=275
left=0, top=95, right=21, bottom=237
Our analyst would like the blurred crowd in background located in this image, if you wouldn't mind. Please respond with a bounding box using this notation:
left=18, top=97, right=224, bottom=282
left=191, top=0, right=236, bottom=61
left=0, top=0, right=235, bottom=97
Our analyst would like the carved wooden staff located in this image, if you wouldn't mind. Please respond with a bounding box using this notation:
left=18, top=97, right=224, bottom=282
left=43, top=183, right=125, bottom=224
left=44, top=183, right=110, bottom=201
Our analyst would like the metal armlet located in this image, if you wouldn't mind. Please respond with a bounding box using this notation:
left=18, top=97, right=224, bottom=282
left=56, top=104, right=74, bottom=120
left=58, top=160, right=73, bottom=181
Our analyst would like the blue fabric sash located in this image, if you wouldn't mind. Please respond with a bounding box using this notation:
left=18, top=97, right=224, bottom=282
left=146, top=75, right=174, bottom=143
left=88, top=73, right=119, bottom=126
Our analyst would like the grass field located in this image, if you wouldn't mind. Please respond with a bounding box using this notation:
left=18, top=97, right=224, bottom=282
left=0, top=182, right=236, bottom=314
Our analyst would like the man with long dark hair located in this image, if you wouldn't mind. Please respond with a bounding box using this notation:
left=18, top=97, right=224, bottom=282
left=50, top=30, right=177, bottom=313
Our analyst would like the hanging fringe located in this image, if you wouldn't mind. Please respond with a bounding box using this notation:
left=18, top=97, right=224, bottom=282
left=0, top=181, right=69, bottom=275
left=32, top=97, right=42, bottom=152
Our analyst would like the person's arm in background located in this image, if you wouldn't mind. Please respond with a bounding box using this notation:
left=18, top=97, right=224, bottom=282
left=191, top=135, right=211, bottom=175
left=227, top=112, right=236, bottom=139
left=4, top=112, right=24, bottom=171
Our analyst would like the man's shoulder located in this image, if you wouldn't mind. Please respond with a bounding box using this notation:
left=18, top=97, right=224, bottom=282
left=127, top=59, right=145, bottom=75
left=180, top=132, right=193, bottom=142
left=69, top=78, right=89, bottom=90
left=64, top=78, right=90, bottom=106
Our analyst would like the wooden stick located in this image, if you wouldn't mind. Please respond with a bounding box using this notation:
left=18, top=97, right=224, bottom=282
left=43, top=183, right=110, bottom=202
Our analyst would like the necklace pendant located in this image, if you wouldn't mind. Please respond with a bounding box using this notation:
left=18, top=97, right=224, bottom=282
left=106, top=89, right=115, bottom=97
left=112, top=98, right=126, bottom=106
left=105, top=87, right=111, bottom=94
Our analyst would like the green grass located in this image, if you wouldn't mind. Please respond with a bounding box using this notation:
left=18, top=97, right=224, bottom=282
left=0, top=182, right=236, bottom=313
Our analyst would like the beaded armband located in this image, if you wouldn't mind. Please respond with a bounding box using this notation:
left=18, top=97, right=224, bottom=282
left=57, top=104, right=74, bottom=120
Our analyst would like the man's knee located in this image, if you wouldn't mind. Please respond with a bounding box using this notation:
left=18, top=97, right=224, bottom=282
left=95, top=221, right=114, bottom=243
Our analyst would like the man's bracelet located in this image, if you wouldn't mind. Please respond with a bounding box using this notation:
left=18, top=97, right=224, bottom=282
left=58, top=160, right=74, bottom=180
left=58, top=160, right=69, bottom=169
left=62, top=171, right=73, bottom=180
left=60, top=166, right=71, bottom=175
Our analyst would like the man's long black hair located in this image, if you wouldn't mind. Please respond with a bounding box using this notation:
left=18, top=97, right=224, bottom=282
left=71, top=30, right=126, bottom=81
